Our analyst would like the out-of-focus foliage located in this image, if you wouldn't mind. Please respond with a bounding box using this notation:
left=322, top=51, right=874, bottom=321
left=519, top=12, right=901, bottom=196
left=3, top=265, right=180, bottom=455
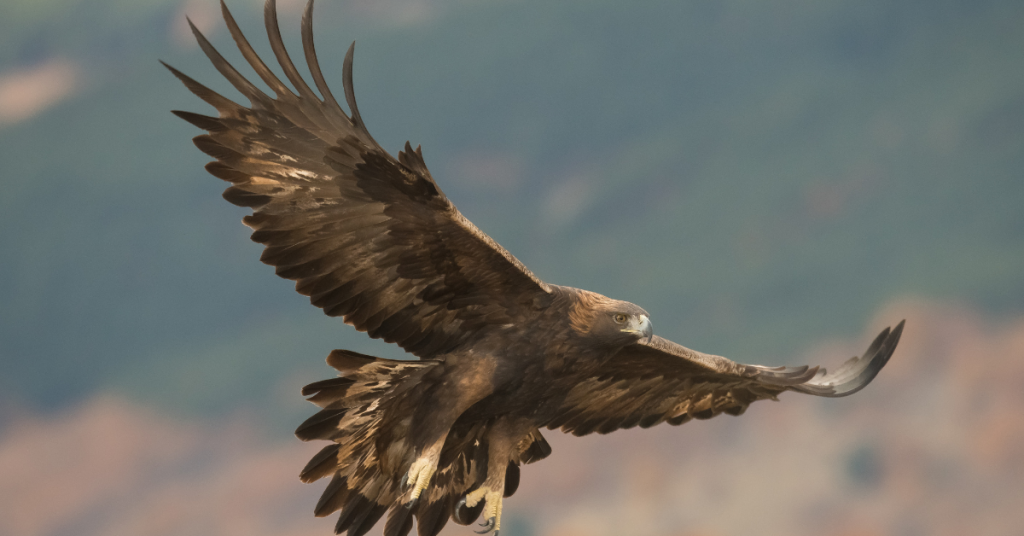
left=1, top=0, right=1022, bottom=430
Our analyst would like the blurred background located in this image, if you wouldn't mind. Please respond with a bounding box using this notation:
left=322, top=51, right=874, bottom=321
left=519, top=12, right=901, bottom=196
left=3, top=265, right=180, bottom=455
left=1, top=0, right=1022, bottom=534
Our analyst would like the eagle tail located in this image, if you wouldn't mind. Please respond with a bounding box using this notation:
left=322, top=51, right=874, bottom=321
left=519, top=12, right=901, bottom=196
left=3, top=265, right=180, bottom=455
left=296, top=349, right=441, bottom=535
left=295, top=349, right=552, bottom=536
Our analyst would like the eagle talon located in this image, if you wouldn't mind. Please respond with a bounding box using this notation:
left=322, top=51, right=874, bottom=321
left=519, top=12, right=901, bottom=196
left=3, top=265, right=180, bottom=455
left=475, top=517, right=496, bottom=534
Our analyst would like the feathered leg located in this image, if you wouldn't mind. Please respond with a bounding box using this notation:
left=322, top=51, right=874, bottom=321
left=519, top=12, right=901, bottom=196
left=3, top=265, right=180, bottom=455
left=399, top=353, right=501, bottom=509
left=455, top=417, right=532, bottom=535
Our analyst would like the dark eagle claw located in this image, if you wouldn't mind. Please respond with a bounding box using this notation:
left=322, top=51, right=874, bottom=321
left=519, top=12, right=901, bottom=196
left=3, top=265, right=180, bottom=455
left=454, top=494, right=485, bottom=525
left=476, top=517, right=497, bottom=534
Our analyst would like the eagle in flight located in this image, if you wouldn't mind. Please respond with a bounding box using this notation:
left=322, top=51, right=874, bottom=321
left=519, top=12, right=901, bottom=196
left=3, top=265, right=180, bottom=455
left=167, top=1, right=904, bottom=535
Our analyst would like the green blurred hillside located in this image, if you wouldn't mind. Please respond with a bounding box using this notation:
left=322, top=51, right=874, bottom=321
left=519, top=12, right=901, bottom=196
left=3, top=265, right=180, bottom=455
left=1, top=0, right=1022, bottom=430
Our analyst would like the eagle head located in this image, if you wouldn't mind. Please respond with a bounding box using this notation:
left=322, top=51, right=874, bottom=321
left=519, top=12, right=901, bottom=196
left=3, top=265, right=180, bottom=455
left=568, top=290, right=653, bottom=347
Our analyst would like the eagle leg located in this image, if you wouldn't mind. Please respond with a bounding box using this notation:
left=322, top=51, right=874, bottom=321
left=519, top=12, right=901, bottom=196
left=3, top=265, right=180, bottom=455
left=460, top=416, right=533, bottom=535
left=403, top=363, right=497, bottom=506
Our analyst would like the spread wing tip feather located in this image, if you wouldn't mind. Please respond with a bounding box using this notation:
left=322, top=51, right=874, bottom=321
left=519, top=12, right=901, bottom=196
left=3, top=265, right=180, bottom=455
left=751, top=364, right=821, bottom=385
left=789, top=319, right=905, bottom=398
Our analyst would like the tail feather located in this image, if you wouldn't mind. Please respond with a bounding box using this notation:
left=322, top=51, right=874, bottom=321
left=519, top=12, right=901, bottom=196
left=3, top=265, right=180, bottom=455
left=314, top=474, right=349, bottom=517
left=301, top=443, right=341, bottom=483
left=301, top=377, right=356, bottom=407
left=326, top=349, right=378, bottom=372
left=383, top=504, right=415, bottom=536
left=299, top=351, right=436, bottom=534
left=348, top=502, right=389, bottom=536
left=335, top=493, right=376, bottom=534
left=298, top=349, right=554, bottom=536
left=503, top=462, right=520, bottom=497
left=295, top=408, right=348, bottom=441
left=518, top=428, right=552, bottom=464
left=414, top=497, right=453, bottom=536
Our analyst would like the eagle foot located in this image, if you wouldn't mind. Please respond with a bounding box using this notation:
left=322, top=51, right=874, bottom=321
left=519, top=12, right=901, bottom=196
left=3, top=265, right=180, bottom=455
left=405, top=455, right=438, bottom=502
left=464, top=487, right=502, bottom=535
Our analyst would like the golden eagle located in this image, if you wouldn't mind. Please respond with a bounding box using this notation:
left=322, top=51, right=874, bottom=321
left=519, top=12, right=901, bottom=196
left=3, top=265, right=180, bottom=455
left=167, top=2, right=904, bottom=535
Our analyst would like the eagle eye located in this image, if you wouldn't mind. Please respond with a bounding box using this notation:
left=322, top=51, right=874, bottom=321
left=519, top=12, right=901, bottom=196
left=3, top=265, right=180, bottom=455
left=613, top=313, right=628, bottom=324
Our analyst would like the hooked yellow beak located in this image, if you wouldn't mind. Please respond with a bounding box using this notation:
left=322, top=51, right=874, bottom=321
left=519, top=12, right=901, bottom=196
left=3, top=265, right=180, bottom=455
left=623, top=314, right=653, bottom=343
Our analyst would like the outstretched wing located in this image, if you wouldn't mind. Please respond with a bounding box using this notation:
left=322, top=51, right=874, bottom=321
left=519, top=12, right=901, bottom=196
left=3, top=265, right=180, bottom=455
left=167, top=0, right=552, bottom=357
left=545, top=321, right=904, bottom=436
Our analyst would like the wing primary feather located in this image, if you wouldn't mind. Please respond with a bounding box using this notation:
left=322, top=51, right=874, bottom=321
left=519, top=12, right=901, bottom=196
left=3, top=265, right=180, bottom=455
left=340, top=42, right=389, bottom=157
left=162, top=61, right=241, bottom=112
left=263, top=0, right=322, bottom=104
left=300, top=0, right=350, bottom=122
left=754, top=365, right=820, bottom=386
left=861, top=325, right=891, bottom=360
left=222, top=186, right=273, bottom=208
left=187, top=16, right=272, bottom=107
left=220, top=0, right=293, bottom=98
left=793, top=320, right=904, bottom=397
left=341, top=42, right=366, bottom=129
left=204, top=161, right=249, bottom=184
left=170, top=110, right=225, bottom=131
left=192, top=134, right=243, bottom=161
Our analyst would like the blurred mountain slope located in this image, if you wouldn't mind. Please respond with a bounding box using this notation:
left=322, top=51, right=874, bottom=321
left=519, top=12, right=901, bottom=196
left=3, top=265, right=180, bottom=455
left=2, top=299, right=1022, bottom=536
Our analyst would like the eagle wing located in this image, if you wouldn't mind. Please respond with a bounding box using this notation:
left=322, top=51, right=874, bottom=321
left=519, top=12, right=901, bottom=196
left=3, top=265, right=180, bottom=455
left=167, top=0, right=552, bottom=357
left=546, top=321, right=904, bottom=436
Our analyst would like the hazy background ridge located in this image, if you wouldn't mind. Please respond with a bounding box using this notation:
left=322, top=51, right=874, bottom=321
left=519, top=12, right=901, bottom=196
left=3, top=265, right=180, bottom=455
left=3, top=300, right=1022, bottom=536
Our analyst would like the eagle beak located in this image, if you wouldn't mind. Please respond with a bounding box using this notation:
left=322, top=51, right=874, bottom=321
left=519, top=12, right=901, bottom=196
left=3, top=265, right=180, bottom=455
left=624, top=314, right=653, bottom=343
left=639, top=314, right=653, bottom=343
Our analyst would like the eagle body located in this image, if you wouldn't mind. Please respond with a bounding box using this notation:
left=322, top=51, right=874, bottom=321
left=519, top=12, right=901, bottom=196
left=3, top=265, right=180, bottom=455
left=431, top=286, right=653, bottom=419
left=168, top=2, right=905, bottom=536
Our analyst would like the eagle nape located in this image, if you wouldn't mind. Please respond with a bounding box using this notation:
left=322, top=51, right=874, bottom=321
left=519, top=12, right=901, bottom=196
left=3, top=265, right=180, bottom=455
left=168, top=1, right=907, bottom=535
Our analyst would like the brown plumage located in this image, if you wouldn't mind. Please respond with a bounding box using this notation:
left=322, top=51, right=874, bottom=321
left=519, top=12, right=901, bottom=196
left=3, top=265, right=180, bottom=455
left=167, top=1, right=905, bottom=535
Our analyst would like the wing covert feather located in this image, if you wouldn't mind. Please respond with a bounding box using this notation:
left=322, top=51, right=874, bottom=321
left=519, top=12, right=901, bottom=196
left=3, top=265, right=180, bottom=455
left=169, top=0, right=552, bottom=357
